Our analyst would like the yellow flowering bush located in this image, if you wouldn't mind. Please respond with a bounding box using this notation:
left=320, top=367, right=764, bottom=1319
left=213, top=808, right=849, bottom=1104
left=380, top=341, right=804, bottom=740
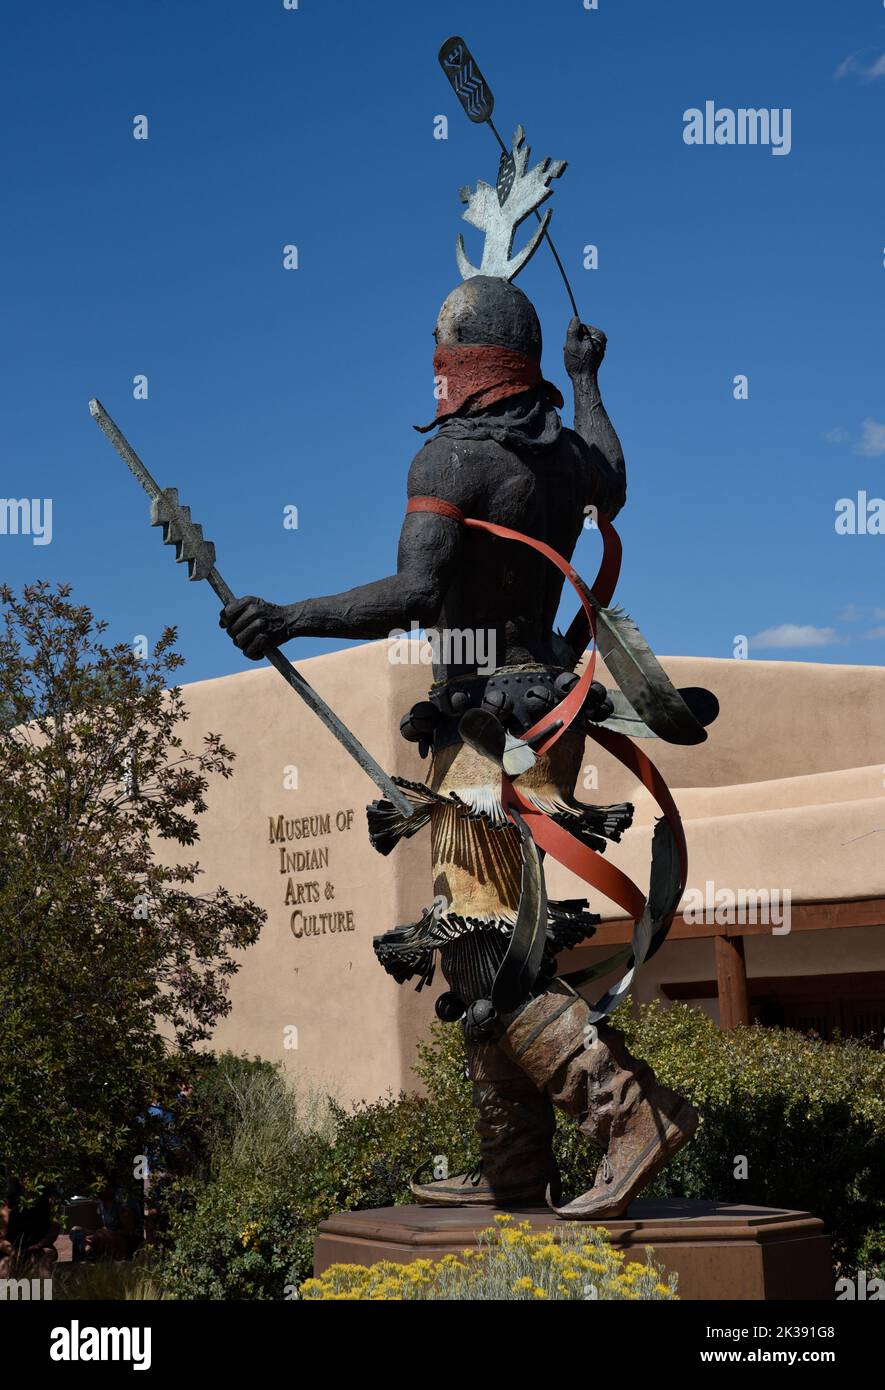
left=299, top=1216, right=677, bottom=1301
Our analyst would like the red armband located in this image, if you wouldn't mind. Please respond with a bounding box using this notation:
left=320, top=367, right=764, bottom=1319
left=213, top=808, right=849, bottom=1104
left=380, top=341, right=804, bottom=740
left=405, top=495, right=466, bottom=525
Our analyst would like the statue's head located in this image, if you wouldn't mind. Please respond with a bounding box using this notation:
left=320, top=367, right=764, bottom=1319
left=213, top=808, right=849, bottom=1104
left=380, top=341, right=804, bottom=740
left=434, top=275, right=542, bottom=360
left=416, top=273, right=560, bottom=438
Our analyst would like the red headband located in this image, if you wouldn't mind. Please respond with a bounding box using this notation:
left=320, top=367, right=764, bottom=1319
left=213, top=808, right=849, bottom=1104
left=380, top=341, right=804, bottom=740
left=415, top=344, right=563, bottom=433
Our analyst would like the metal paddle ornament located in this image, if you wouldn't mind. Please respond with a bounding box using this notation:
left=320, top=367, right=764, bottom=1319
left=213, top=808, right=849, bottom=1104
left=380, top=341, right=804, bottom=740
left=439, top=34, right=581, bottom=317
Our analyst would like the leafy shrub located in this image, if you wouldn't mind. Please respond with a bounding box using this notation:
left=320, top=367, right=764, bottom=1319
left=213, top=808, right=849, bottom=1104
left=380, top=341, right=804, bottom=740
left=617, top=1002, right=885, bottom=1272
left=159, top=1080, right=470, bottom=1298
left=300, top=1215, right=677, bottom=1300
left=160, top=1162, right=323, bottom=1300
left=159, top=1054, right=331, bottom=1299
left=174, top=1051, right=301, bottom=1179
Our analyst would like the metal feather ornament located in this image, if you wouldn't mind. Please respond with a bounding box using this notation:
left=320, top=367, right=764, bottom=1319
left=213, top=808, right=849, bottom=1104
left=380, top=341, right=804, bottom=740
left=593, top=604, right=709, bottom=746
left=601, top=686, right=720, bottom=740
left=562, top=570, right=714, bottom=746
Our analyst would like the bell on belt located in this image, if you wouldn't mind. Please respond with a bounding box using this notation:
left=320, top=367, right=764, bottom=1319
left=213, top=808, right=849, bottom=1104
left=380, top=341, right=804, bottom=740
left=435, top=991, right=466, bottom=1023
left=463, top=998, right=500, bottom=1043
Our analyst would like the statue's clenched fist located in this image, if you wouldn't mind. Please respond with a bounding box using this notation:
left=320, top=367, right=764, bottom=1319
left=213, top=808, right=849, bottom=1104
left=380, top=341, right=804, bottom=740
left=564, top=316, right=607, bottom=378
left=219, top=595, right=292, bottom=660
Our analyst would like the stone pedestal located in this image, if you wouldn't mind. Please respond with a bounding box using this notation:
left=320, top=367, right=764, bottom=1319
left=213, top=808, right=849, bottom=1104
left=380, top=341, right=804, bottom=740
left=315, top=1199, right=833, bottom=1300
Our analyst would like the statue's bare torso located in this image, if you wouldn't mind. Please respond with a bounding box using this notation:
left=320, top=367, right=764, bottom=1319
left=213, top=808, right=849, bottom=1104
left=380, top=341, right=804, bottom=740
left=220, top=320, right=624, bottom=678
left=409, top=428, right=599, bottom=677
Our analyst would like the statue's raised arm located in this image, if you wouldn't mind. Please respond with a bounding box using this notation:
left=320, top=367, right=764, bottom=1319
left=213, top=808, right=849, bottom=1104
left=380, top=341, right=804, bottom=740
left=563, top=317, right=627, bottom=521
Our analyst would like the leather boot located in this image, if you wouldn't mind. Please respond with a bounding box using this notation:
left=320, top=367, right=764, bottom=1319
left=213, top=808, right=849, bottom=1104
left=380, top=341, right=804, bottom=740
left=410, top=1037, right=558, bottom=1206
left=499, top=979, right=698, bottom=1218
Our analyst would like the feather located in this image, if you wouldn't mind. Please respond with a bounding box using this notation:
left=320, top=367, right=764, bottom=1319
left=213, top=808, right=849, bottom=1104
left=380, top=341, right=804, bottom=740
left=502, top=732, right=537, bottom=776
left=598, top=686, right=720, bottom=740
left=644, top=814, right=683, bottom=964
left=594, top=604, right=708, bottom=745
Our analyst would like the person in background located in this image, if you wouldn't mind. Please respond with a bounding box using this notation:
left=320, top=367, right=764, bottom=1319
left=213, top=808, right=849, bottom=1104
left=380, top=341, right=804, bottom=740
left=83, top=1177, right=141, bottom=1261
left=141, top=1086, right=191, bottom=1245
left=0, top=1177, right=59, bottom=1277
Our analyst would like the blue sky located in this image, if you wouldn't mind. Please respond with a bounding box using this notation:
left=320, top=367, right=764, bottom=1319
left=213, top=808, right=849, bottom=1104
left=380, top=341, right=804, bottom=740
left=2, top=0, right=884, bottom=682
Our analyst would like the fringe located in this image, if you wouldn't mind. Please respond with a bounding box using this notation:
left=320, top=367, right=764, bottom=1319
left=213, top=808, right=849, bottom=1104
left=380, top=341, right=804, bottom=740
left=367, top=778, right=634, bottom=857
left=366, top=779, right=440, bottom=856
left=373, top=898, right=599, bottom=989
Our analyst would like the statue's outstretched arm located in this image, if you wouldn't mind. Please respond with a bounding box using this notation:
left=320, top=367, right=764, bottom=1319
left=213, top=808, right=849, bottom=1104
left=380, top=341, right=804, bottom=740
left=219, top=445, right=469, bottom=659
left=564, top=317, right=627, bottom=520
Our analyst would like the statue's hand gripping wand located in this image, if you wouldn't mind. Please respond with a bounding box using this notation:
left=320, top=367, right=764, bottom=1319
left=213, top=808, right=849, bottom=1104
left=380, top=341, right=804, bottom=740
left=89, top=399, right=417, bottom=821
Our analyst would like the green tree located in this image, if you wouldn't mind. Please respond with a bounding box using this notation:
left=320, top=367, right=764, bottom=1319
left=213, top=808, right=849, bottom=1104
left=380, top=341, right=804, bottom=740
left=0, top=582, right=265, bottom=1193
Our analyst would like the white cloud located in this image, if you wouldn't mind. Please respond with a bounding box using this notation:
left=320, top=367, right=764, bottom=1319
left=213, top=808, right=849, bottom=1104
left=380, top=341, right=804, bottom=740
left=837, top=606, right=885, bottom=625
left=835, top=51, right=885, bottom=81
left=824, top=427, right=850, bottom=445
left=750, top=624, right=839, bottom=649
left=854, top=419, right=885, bottom=458
left=862, top=626, right=885, bottom=640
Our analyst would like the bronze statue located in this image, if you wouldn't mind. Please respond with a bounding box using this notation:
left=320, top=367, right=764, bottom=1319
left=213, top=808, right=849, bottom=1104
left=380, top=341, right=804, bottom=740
left=218, top=41, right=719, bottom=1218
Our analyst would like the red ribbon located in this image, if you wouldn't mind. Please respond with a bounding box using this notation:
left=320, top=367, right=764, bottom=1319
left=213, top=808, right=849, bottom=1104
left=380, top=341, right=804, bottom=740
left=404, top=496, right=687, bottom=927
